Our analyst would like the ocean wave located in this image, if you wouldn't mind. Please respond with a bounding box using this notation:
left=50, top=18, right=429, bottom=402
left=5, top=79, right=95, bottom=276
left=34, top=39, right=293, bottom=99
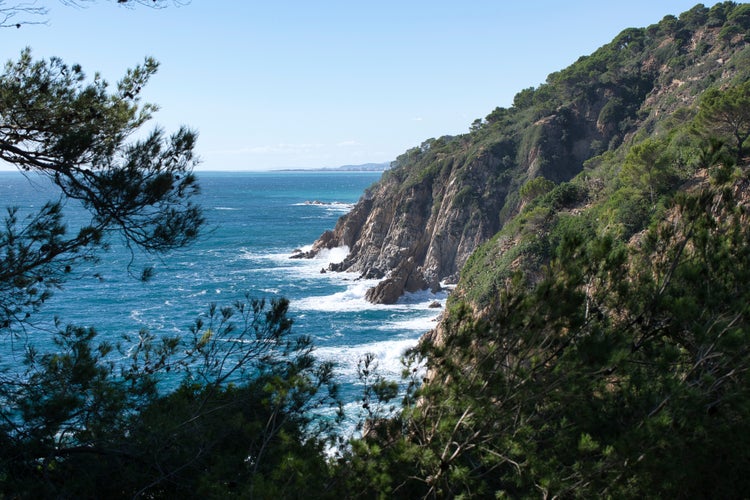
left=292, top=278, right=385, bottom=313
left=293, top=200, right=355, bottom=212
left=292, top=275, right=448, bottom=316
left=315, top=336, right=421, bottom=382
left=397, top=288, right=449, bottom=306
left=377, top=314, right=440, bottom=332
left=239, top=244, right=349, bottom=267
left=314, top=246, right=349, bottom=265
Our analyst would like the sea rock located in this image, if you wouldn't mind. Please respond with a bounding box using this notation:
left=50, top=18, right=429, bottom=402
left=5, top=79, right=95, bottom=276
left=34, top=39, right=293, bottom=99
left=364, top=257, right=429, bottom=304
left=289, top=229, right=338, bottom=259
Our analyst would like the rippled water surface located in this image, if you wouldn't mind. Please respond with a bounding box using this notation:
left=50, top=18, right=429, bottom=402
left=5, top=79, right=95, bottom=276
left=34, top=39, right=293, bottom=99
left=0, top=170, right=445, bottom=414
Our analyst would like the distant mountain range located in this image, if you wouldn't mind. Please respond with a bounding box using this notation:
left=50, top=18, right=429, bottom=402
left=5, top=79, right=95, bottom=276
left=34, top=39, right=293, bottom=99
left=280, top=162, right=391, bottom=172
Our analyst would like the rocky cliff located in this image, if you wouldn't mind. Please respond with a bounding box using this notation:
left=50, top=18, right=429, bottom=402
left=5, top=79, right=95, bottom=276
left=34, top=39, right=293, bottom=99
left=295, top=2, right=750, bottom=304
left=295, top=96, right=621, bottom=303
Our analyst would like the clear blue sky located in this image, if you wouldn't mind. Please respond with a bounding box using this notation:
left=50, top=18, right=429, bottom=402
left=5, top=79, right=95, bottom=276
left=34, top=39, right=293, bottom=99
left=0, top=1, right=722, bottom=171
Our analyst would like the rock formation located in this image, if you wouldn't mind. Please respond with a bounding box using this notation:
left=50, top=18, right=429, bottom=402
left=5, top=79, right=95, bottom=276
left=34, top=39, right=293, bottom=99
left=296, top=101, right=612, bottom=303
left=296, top=8, right=750, bottom=305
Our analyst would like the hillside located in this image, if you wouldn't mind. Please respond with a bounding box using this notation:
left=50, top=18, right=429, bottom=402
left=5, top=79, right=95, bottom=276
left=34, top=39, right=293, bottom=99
left=335, top=4, right=750, bottom=498
left=299, top=1, right=750, bottom=306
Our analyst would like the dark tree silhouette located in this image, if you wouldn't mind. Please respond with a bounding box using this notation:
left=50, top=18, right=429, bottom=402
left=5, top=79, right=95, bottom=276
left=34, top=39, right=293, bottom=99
left=0, top=0, right=190, bottom=28
left=0, top=49, right=203, bottom=333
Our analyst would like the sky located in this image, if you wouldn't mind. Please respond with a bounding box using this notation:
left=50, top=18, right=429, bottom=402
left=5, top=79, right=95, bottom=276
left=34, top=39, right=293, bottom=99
left=0, top=0, right=723, bottom=171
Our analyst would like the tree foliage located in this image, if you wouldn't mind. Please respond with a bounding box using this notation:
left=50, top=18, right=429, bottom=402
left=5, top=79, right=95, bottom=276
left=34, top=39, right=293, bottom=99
left=519, top=176, right=555, bottom=203
left=619, top=137, right=675, bottom=204
left=0, top=48, right=343, bottom=498
left=0, top=0, right=190, bottom=28
left=694, top=81, right=750, bottom=164
left=0, top=296, right=341, bottom=498
left=0, top=50, right=203, bottom=334
left=340, top=154, right=750, bottom=498
left=336, top=13, right=750, bottom=498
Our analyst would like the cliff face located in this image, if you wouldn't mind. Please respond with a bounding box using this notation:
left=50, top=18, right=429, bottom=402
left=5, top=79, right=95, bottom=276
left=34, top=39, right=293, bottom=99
left=296, top=3, right=750, bottom=304
left=298, top=101, right=612, bottom=303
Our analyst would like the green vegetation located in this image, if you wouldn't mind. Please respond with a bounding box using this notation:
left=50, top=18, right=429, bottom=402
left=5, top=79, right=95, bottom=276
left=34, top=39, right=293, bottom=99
left=518, top=176, right=555, bottom=203
left=0, top=49, right=203, bottom=335
left=0, top=297, right=340, bottom=498
left=342, top=157, right=750, bottom=498
left=4, top=2, right=750, bottom=498
left=332, top=4, right=750, bottom=498
left=694, top=80, right=750, bottom=163
left=0, top=48, right=341, bottom=497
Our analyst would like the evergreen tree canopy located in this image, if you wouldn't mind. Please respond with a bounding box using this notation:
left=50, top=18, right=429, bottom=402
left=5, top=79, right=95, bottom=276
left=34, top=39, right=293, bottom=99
left=695, top=80, right=750, bottom=164
left=0, top=49, right=203, bottom=333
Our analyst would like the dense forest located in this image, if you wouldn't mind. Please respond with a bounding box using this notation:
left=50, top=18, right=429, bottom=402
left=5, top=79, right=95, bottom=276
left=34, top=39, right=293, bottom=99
left=2, top=2, right=750, bottom=498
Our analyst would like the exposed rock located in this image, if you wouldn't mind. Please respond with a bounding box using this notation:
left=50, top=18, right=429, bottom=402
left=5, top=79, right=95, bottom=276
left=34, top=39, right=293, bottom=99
left=289, top=229, right=338, bottom=259
left=364, top=257, right=429, bottom=304
left=299, top=104, right=606, bottom=303
left=297, top=11, right=750, bottom=305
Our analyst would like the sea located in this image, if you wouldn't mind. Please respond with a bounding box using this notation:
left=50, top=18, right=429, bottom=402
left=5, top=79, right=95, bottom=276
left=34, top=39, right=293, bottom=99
left=0, top=170, right=445, bottom=429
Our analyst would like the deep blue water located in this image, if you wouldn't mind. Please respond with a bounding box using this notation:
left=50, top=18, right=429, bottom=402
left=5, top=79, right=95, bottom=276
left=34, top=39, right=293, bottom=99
left=0, top=170, right=444, bottom=420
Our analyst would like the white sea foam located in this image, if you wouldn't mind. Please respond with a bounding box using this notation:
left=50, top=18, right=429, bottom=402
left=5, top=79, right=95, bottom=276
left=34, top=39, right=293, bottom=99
left=292, top=278, right=384, bottom=313
left=238, top=244, right=349, bottom=269
left=293, top=275, right=449, bottom=317
left=238, top=246, right=336, bottom=268
left=324, top=202, right=355, bottom=212
left=397, top=288, right=449, bottom=306
left=314, top=245, right=349, bottom=265
left=377, top=314, right=440, bottom=332
left=293, top=200, right=354, bottom=212
left=295, top=273, right=442, bottom=393
left=238, top=249, right=296, bottom=263
left=315, top=336, right=421, bottom=382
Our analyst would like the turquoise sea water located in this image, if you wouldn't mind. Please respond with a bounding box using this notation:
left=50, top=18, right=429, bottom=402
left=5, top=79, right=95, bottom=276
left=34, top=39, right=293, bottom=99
left=0, top=170, right=445, bottom=418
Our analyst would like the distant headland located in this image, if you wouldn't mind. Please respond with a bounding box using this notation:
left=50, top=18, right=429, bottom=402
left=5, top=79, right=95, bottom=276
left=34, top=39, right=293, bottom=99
left=279, top=162, right=391, bottom=172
